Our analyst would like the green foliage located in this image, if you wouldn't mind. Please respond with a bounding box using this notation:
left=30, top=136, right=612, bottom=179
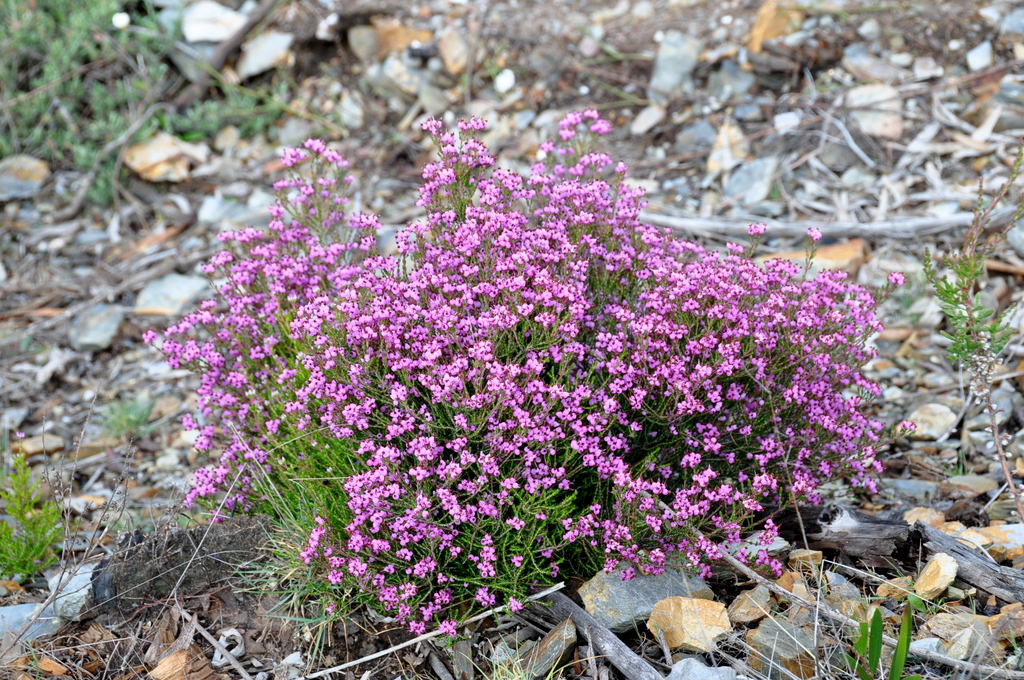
left=0, top=456, right=63, bottom=579
left=845, top=607, right=921, bottom=680
left=0, top=0, right=286, bottom=204
left=922, top=146, right=1024, bottom=365
left=102, top=397, right=153, bottom=442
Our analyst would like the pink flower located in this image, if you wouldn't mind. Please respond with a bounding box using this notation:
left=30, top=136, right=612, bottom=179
left=747, top=223, right=766, bottom=236
left=888, top=272, right=906, bottom=286
left=807, top=227, right=822, bottom=242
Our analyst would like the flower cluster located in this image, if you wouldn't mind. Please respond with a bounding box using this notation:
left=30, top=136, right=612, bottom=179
left=155, top=113, right=900, bottom=632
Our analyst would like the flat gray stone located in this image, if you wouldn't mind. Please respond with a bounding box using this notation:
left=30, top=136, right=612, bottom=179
left=1000, top=8, right=1024, bottom=43
left=134, top=274, right=208, bottom=316
left=348, top=25, right=378, bottom=61
left=674, top=120, right=717, bottom=154
left=0, top=603, right=63, bottom=643
left=724, top=156, right=779, bottom=206
left=648, top=31, right=702, bottom=106
left=667, top=658, right=736, bottom=680
left=237, top=31, right=294, bottom=80
left=578, top=567, right=712, bottom=634
left=0, top=155, right=50, bottom=201
left=748, top=619, right=815, bottom=680
left=708, top=60, right=755, bottom=101
left=49, top=563, right=97, bottom=622
left=68, top=304, right=124, bottom=352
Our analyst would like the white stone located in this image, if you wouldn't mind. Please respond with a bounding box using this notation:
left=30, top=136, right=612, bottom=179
left=237, top=31, right=294, bottom=80
left=494, top=69, right=516, bottom=94
left=181, top=0, right=246, bottom=43
left=966, top=41, right=994, bottom=71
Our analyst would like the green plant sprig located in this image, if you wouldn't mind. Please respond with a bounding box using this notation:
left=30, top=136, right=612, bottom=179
left=0, top=455, right=63, bottom=580
left=922, top=142, right=1024, bottom=522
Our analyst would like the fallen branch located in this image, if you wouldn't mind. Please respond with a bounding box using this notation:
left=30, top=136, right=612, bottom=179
left=714, top=543, right=1024, bottom=680
left=640, top=205, right=1018, bottom=240
left=297, top=583, right=566, bottom=680
left=173, top=0, right=282, bottom=110
left=914, top=521, right=1024, bottom=604
left=540, top=591, right=663, bottom=680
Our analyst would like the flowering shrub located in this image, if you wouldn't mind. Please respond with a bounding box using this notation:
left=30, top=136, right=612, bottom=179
left=153, top=111, right=904, bottom=633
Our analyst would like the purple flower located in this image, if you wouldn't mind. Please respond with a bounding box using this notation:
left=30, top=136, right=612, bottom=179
left=888, top=271, right=906, bottom=286
left=155, top=112, right=894, bottom=634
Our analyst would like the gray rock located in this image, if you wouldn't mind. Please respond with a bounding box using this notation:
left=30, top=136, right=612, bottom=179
left=1, top=407, right=28, bottom=431
left=418, top=83, right=449, bottom=116
left=0, top=603, right=63, bottom=643
left=979, top=5, right=1003, bottom=27
left=674, top=120, right=717, bottom=154
left=733, top=103, right=764, bottom=121
left=878, top=478, right=939, bottom=504
left=648, top=31, right=702, bottom=106
left=842, top=43, right=909, bottom=83
left=578, top=566, right=712, bottom=634
left=724, top=157, right=779, bottom=206
left=819, top=144, right=861, bottom=171
left=339, top=90, right=365, bottom=130
left=237, top=31, right=294, bottom=80
left=49, top=563, right=97, bottom=622
left=0, top=155, right=50, bottom=201
left=667, top=658, right=736, bottom=680
left=708, top=60, right=756, bottom=101
left=840, top=166, right=876, bottom=190
left=966, top=386, right=1021, bottom=429
left=907, top=403, right=958, bottom=440
left=276, top=116, right=317, bottom=146
left=909, top=637, right=947, bottom=657
left=989, top=82, right=1024, bottom=132
left=348, top=25, right=378, bottom=61
left=438, top=26, right=470, bottom=75
left=1009, top=220, right=1024, bottom=258
left=913, top=56, right=944, bottom=80
left=748, top=619, right=815, bottom=680
left=846, top=84, right=903, bottom=139
left=134, top=274, right=209, bottom=316
left=68, top=304, right=124, bottom=353
left=966, top=41, right=994, bottom=72
left=857, top=18, right=881, bottom=41
left=1000, top=8, right=1024, bottom=43
left=630, top=105, right=666, bottom=136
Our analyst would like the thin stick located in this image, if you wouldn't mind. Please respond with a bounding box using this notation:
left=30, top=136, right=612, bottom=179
left=714, top=546, right=1024, bottom=679
left=176, top=606, right=253, bottom=680
left=296, top=583, right=566, bottom=680
left=640, top=205, right=1018, bottom=240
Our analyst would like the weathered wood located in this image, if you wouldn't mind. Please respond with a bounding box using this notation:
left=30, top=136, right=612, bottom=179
left=540, top=591, right=663, bottom=680
left=777, top=504, right=910, bottom=565
left=914, top=521, right=1024, bottom=605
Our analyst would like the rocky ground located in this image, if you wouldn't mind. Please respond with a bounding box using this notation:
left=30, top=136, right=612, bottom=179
left=4, top=0, right=1024, bottom=678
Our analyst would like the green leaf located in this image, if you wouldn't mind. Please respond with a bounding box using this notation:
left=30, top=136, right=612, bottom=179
left=869, top=608, right=883, bottom=674
left=889, top=604, right=914, bottom=680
